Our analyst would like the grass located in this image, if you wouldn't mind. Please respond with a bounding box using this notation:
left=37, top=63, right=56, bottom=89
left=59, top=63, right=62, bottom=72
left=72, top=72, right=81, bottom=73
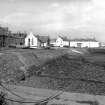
left=0, top=48, right=68, bottom=82
left=1, top=47, right=105, bottom=95
left=88, top=48, right=105, bottom=54
left=20, top=48, right=105, bottom=95
left=21, top=52, right=105, bottom=95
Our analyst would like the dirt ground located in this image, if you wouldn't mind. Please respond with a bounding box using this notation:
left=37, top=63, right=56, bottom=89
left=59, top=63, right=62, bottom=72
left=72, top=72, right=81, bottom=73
left=1, top=84, right=104, bottom=105
left=1, top=48, right=105, bottom=105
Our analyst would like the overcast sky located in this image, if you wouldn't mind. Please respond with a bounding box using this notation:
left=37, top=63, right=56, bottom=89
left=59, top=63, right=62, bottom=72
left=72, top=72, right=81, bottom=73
left=0, top=0, right=105, bottom=41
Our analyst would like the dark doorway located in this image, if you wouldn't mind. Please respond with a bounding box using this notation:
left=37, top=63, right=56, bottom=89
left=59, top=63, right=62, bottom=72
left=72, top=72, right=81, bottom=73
left=28, top=39, right=30, bottom=47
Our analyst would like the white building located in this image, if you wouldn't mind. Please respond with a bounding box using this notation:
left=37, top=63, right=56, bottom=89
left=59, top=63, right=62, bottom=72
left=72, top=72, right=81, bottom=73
left=56, top=36, right=70, bottom=47
left=25, top=32, right=38, bottom=48
left=70, top=39, right=100, bottom=48
left=25, top=32, right=50, bottom=48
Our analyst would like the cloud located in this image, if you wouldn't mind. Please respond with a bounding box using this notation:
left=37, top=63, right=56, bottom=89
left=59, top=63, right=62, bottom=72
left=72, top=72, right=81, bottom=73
left=0, top=0, right=94, bottom=30
left=2, top=13, right=29, bottom=25
left=1, top=0, right=105, bottom=41
left=48, top=2, right=60, bottom=8
left=8, top=0, right=16, bottom=2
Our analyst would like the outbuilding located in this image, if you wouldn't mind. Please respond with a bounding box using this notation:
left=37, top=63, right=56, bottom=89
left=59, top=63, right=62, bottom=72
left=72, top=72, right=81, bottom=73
left=70, top=38, right=100, bottom=48
left=55, top=36, right=70, bottom=47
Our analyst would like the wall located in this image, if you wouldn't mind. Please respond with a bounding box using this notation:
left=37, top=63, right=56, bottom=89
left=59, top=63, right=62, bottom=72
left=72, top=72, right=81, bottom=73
left=63, top=41, right=69, bottom=46
left=70, top=41, right=100, bottom=48
left=56, top=37, right=63, bottom=47
left=25, top=33, right=38, bottom=48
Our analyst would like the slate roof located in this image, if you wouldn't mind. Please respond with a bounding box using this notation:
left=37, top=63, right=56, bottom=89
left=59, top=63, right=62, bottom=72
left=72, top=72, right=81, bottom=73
left=37, top=35, right=49, bottom=43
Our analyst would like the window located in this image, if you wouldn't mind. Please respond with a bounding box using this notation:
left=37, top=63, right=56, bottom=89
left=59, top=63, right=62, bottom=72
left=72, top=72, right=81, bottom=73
left=20, top=42, right=23, bottom=45
left=28, top=39, right=30, bottom=46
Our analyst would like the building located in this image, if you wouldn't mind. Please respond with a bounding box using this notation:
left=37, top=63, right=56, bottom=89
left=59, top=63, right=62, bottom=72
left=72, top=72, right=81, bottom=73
left=50, top=39, right=56, bottom=47
left=55, top=36, right=70, bottom=47
left=10, top=32, right=26, bottom=47
left=37, top=35, right=50, bottom=47
left=100, top=42, right=105, bottom=48
left=25, top=32, right=50, bottom=48
left=70, top=38, right=100, bottom=48
left=0, top=26, right=12, bottom=47
left=25, top=32, right=38, bottom=48
left=0, top=26, right=26, bottom=48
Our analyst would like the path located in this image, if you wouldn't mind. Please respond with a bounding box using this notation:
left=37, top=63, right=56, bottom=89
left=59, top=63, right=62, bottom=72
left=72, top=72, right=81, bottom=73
left=71, top=49, right=83, bottom=54
left=0, top=84, right=105, bottom=105
left=11, top=52, right=28, bottom=72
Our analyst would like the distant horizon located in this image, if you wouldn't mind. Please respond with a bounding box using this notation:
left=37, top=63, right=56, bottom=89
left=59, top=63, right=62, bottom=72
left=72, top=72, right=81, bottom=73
left=0, top=24, right=101, bottom=42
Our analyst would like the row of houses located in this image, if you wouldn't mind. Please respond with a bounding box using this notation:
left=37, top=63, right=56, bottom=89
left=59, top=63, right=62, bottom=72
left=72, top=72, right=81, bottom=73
left=25, top=32, right=100, bottom=48
left=0, top=27, right=50, bottom=48
left=51, top=36, right=100, bottom=48
left=0, top=26, right=100, bottom=48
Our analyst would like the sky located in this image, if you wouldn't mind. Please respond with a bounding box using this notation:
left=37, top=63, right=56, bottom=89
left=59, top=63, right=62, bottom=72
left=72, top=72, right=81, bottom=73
left=0, top=0, right=105, bottom=41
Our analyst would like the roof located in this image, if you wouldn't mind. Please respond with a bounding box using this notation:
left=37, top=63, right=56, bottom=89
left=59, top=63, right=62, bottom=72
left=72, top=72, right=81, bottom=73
left=37, top=35, right=49, bottom=43
left=70, top=38, right=98, bottom=42
left=26, top=32, right=50, bottom=43
left=59, top=36, right=70, bottom=41
left=12, top=32, right=27, bottom=38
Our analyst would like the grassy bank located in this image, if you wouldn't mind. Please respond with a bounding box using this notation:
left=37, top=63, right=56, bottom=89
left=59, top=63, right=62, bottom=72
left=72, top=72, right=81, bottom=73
left=0, top=48, right=68, bottom=82
left=19, top=51, right=105, bottom=95
left=1, top=48, right=105, bottom=95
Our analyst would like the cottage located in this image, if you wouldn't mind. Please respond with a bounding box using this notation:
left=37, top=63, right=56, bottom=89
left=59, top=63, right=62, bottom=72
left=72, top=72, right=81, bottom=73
left=56, top=36, right=70, bottom=47
left=25, top=32, right=50, bottom=48
left=25, top=32, right=38, bottom=48
left=70, top=38, right=100, bottom=48
left=37, top=35, right=50, bottom=47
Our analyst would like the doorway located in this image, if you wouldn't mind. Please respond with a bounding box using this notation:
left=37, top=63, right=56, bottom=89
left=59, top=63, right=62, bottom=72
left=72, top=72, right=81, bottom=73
left=28, top=38, right=30, bottom=47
